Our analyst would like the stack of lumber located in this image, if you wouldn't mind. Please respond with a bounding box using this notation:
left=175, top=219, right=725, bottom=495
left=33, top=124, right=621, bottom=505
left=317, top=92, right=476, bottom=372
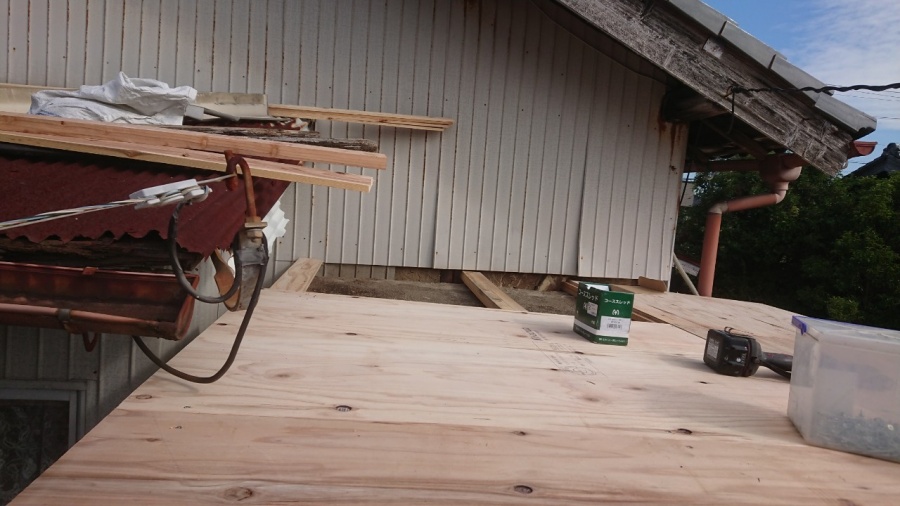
left=0, top=112, right=385, bottom=192
left=268, top=104, right=454, bottom=131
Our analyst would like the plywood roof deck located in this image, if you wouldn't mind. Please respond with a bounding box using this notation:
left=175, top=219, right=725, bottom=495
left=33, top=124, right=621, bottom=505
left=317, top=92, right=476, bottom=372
left=14, top=291, right=900, bottom=505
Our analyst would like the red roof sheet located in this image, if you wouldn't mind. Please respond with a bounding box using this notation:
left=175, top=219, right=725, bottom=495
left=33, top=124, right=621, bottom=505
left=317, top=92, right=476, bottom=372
left=0, top=153, right=289, bottom=257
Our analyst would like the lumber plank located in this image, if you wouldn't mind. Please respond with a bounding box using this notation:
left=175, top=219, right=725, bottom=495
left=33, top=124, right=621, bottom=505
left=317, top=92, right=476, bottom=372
left=561, top=279, right=578, bottom=296
left=0, top=112, right=388, bottom=169
left=460, top=271, right=527, bottom=312
left=0, top=130, right=373, bottom=192
left=270, top=258, right=323, bottom=292
left=268, top=104, right=454, bottom=131
left=637, top=276, right=667, bottom=293
left=14, top=291, right=900, bottom=505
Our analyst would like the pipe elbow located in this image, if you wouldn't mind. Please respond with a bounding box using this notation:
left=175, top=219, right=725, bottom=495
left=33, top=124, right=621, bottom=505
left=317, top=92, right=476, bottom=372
left=708, top=201, right=729, bottom=214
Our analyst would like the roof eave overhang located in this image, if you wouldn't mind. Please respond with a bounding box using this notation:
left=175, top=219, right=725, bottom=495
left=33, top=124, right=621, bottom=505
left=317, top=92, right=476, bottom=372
left=555, top=0, right=877, bottom=175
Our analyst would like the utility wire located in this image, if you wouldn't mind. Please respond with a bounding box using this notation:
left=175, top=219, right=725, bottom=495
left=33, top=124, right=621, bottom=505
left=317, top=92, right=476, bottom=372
left=730, top=82, right=900, bottom=96
left=0, top=173, right=235, bottom=233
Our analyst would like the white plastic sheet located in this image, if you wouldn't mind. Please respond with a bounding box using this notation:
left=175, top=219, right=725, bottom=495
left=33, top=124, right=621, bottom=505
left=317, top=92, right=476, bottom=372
left=29, top=72, right=197, bottom=125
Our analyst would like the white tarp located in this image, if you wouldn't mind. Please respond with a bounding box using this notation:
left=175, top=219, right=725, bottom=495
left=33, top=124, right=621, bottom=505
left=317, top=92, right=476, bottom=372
left=29, top=72, right=197, bottom=125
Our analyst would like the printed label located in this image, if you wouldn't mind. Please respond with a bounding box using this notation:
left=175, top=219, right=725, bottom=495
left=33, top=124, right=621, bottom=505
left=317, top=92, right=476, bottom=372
left=706, top=338, right=719, bottom=360
left=585, top=301, right=598, bottom=317
left=599, top=316, right=631, bottom=337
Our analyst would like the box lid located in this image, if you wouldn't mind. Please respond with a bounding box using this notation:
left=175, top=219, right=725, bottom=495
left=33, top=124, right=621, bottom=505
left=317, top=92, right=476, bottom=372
left=792, top=315, right=900, bottom=354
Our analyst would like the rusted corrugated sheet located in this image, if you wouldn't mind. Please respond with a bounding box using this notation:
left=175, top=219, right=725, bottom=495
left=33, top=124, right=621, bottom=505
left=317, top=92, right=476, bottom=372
left=0, top=153, right=289, bottom=257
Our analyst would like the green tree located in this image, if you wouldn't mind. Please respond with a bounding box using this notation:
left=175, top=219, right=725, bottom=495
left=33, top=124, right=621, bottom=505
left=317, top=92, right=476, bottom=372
left=677, top=169, right=900, bottom=330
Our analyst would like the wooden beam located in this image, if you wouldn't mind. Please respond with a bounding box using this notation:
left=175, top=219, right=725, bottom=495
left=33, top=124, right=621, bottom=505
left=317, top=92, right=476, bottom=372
left=700, top=119, right=770, bottom=160
left=268, top=104, right=454, bottom=131
left=460, top=271, right=527, bottom=312
left=637, top=276, right=667, bottom=293
left=0, top=131, right=373, bottom=192
left=270, top=258, right=323, bottom=292
left=0, top=112, right=388, bottom=170
left=164, top=126, right=379, bottom=152
left=557, top=0, right=854, bottom=174
left=662, top=88, right=728, bottom=123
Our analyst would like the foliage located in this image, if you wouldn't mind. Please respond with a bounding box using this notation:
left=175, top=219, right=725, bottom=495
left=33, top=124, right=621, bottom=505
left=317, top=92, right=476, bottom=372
left=677, top=169, right=900, bottom=330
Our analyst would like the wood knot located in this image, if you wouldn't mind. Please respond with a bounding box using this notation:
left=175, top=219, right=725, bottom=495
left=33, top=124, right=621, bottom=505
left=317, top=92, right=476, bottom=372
left=224, top=486, right=254, bottom=501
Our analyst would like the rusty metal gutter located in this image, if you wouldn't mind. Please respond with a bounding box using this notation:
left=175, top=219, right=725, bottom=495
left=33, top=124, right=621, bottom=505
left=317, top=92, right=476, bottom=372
left=0, top=261, right=198, bottom=340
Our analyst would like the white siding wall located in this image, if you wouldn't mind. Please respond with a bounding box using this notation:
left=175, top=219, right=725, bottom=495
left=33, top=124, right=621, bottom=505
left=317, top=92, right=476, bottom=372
left=0, top=0, right=686, bottom=280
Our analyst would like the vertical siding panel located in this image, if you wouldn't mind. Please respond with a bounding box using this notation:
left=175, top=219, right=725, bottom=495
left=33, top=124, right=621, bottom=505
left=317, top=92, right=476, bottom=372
left=562, top=39, right=595, bottom=275
left=355, top=1, right=384, bottom=265
left=210, top=0, right=232, bottom=90
left=83, top=0, right=105, bottom=84
left=193, top=0, right=215, bottom=91
left=279, top=0, right=299, bottom=104
left=480, top=0, right=511, bottom=271
left=228, top=0, right=250, bottom=92
left=7, top=327, right=39, bottom=378
left=7, top=0, right=27, bottom=82
left=0, top=0, right=8, bottom=83
left=615, top=56, right=648, bottom=278
left=46, top=0, right=66, bottom=86
left=310, top=2, right=334, bottom=262
left=464, top=0, right=494, bottom=270
left=519, top=13, right=554, bottom=272
left=408, top=2, right=435, bottom=266
left=535, top=25, right=570, bottom=273
left=430, top=0, right=461, bottom=269
left=157, top=0, right=178, bottom=85
left=299, top=2, right=324, bottom=259
left=390, top=1, right=417, bottom=266
left=174, top=0, right=197, bottom=86
left=37, top=329, right=68, bottom=381
left=372, top=0, right=400, bottom=266
left=490, top=0, right=523, bottom=271
left=289, top=1, right=316, bottom=259
left=326, top=0, right=350, bottom=264
left=119, top=1, right=141, bottom=77
left=579, top=51, right=615, bottom=277
left=138, top=0, right=161, bottom=78
left=402, top=2, right=430, bottom=266
left=156, top=0, right=177, bottom=86
left=445, top=0, right=478, bottom=269
left=101, top=1, right=124, bottom=82
left=504, top=5, right=540, bottom=273
left=263, top=0, right=284, bottom=102
left=603, top=52, right=635, bottom=276
left=418, top=0, right=443, bottom=267
left=246, top=0, right=266, bottom=92
left=629, top=71, right=661, bottom=278
left=340, top=0, right=369, bottom=265
left=26, top=0, right=48, bottom=84
left=65, top=0, right=88, bottom=87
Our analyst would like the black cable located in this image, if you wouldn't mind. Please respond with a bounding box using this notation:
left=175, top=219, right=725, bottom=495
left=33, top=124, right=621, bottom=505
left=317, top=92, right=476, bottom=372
left=732, top=82, right=900, bottom=96
left=168, top=200, right=244, bottom=304
left=133, top=239, right=269, bottom=384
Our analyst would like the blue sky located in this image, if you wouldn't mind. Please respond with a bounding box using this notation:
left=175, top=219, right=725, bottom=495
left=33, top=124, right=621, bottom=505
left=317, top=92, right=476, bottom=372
left=702, top=0, right=900, bottom=170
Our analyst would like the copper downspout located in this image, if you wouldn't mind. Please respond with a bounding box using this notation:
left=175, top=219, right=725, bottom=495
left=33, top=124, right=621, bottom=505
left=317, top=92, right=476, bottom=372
left=696, top=154, right=804, bottom=297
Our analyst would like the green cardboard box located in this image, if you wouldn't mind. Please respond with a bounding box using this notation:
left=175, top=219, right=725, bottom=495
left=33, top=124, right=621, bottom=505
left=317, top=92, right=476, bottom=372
left=573, top=282, right=634, bottom=346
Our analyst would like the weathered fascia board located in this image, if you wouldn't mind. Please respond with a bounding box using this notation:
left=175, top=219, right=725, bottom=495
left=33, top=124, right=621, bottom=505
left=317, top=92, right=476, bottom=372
left=556, top=0, right=855, bottom=174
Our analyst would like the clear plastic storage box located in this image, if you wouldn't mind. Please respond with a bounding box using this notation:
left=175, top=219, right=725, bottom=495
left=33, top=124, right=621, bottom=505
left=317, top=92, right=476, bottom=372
left=789, top=316, right=900, bottom=462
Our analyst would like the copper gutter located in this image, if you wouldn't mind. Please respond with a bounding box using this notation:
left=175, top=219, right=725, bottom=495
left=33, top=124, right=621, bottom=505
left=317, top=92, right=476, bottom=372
left=0, top=261, right=198, bottom=340
left=697, top=154, right=803, bottom=297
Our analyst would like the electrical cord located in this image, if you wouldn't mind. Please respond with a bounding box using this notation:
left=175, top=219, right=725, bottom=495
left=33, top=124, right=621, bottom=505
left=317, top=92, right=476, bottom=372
left=133, top=237, right=268, bottom=384
left=167, top=200, right=244, bottom=304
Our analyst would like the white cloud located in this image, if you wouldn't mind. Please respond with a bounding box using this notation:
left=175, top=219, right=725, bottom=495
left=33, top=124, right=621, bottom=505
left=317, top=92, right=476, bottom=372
left=788, top=0, right=900, bottom=130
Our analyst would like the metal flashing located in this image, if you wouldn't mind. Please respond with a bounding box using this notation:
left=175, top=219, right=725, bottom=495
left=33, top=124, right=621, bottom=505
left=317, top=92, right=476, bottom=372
left=666, top=0, right=728, bottom=34
left=719, top=21, right=781, bottom=68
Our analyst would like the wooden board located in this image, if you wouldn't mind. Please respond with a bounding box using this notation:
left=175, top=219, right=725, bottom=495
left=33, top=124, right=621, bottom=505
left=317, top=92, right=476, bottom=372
left=268, top=104, right=454, bottom=131
left=0, top=112, right=388, bottom=170
left=270, top=258, right=323, bottom=292
left=14, top=291, right=900, bottom=505
left=629, top=292, right=799, bottom=355
left=0, top=131, right=373, bottom=192
left=461, top=271, right=527, bottom=312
